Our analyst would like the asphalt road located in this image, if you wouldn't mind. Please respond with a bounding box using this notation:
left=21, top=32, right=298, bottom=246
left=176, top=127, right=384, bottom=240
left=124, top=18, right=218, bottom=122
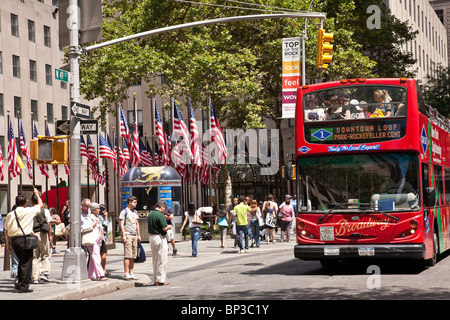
left=90, top=247, right=450, bottom=301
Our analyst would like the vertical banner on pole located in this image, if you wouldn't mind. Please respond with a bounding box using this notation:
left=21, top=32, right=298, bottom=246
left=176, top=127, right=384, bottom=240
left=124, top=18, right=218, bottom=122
left=282, top=37, right=301, bottom=119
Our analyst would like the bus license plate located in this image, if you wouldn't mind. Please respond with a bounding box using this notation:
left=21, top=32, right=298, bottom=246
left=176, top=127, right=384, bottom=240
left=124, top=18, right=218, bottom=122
left=358, top=247, right=375, bottom=256
left=324, top=248, right=339, bottom=256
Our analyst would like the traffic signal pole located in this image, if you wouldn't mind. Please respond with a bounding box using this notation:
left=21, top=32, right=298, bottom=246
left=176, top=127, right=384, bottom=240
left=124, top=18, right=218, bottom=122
left=60, top=0, right=88, bottom=283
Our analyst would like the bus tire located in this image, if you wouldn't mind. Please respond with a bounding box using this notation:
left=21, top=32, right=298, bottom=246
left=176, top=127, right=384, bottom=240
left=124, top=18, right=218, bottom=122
left=425, top=224, right=439, bottom=267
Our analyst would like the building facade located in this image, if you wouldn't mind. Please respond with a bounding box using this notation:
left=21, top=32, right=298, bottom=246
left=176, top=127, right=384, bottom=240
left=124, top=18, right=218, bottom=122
left=0, top=0, right=101, bottom=214
left=384, top=0, right=448, bottom=79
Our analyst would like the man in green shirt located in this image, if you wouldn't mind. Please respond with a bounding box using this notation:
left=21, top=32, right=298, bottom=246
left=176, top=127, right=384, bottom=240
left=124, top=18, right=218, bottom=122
left=233, top=195, right=250, bottom=253
left=148, top=201, right=172, bottom=285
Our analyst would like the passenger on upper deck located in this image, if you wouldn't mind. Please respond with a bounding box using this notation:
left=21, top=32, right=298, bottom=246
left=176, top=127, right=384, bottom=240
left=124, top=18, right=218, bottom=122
left=326, top=95, right=351, bottom=120
left=305, top=94, right=326, bottom=121
left=372, top=89, right=393, bottom=117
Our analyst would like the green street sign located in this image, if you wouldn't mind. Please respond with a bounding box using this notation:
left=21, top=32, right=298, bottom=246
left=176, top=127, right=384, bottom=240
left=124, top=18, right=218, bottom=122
left=55, top=68, right=69, bottom=83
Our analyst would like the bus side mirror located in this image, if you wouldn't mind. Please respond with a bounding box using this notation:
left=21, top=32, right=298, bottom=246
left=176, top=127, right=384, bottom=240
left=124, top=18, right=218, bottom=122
left=424, top=187, right=436, bottom=207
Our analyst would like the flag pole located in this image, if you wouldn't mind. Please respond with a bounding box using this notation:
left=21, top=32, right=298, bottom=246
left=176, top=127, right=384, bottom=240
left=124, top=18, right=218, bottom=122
left=44, top=116, right=48, bottom=204
left=31, top=113, right=35, bottom=187
left=3, top=111, right=11, bottom=271
left=17, top=112, right=22, bottom=194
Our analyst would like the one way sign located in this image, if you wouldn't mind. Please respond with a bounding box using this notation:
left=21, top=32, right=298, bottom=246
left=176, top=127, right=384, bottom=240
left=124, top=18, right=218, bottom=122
left=71, top=101, right=91, bottom=119
left=56, top=119, right=98, bottom=135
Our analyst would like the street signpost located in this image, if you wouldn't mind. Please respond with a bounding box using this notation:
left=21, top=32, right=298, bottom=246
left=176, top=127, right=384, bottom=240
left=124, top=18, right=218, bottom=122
left=56, top=120, right=71, bottom=135
left=70, top=101, right=91, bottom=119
left=55, top=68, right=70, bottom=83
left=56, top=119, right=98, bottom=135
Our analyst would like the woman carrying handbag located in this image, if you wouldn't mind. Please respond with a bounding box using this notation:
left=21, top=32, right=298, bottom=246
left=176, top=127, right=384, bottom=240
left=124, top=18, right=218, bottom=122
left=81, top=202, right=107, bottom=281
left=180, top=202, right=202, bottom=257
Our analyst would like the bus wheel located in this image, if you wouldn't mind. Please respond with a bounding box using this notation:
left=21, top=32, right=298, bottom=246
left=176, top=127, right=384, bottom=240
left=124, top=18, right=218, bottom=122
left=320, top=259, right=339, bottom=269
left=425, top=227, right=439, bottom=267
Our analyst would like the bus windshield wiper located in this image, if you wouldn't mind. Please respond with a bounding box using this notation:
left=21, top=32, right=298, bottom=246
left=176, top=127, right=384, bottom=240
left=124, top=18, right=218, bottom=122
left=359, top=205, right=399, bottom=222
left=317, top=203, right=356, bottom=223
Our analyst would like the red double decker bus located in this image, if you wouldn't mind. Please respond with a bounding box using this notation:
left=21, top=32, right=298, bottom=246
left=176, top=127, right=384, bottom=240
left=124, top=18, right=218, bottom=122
left=294, top=78, right=450, bottom=267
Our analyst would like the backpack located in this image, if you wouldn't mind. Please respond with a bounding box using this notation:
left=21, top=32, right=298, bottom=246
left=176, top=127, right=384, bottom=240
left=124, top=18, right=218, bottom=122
left=134, top=241, right=146, bottom=263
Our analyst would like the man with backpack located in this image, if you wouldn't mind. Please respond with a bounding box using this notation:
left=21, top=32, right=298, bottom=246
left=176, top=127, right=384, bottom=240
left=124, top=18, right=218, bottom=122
left=119, top=196, right=141, bottom=280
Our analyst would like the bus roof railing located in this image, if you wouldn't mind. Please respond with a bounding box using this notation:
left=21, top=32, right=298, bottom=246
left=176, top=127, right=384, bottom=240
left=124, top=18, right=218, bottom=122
left=426, top=103, right=450, bottom=133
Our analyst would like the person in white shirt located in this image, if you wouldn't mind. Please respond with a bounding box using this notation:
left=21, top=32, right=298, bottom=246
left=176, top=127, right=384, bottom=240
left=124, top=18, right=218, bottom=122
left=4, top=188, right=43, bottom=293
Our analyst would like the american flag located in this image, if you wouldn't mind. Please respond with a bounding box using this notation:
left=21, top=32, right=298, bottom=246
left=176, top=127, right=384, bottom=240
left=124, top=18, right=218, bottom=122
left=130, top=114, right=140, bottom=167
left=189, top=101, right=202, bottom=169
left=139, top=138, right=152, bottom=166
left=173, top=100, right=193, bottom=161
left=106, top=133, right=117, bottom=171
left=154, top=141, right=160, bottom=166
left=87, top=135, right=98, bottom=181
left=119, top=103, right=129, bottom=141
left=8, top=119, right=21, bottom=179
left=80, top=135, right=88, bottom=158
left=99, top=132, right=116, bottom=160
left=0, top=143, right=4, bottom=181
left=210, top=100, right=227, bottom=164
left=122, top=137, right=130, bottom=162
left=20, top=121, right=33, bottom=180
left=114, top=133, right=128, bottom=176
left=154, top=101, right=168, bottom=166
left=34, top=124, right=49, bottom=178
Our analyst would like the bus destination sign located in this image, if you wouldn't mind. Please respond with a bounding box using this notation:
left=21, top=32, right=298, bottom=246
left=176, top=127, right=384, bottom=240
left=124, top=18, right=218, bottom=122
left=306, top=119, right=406, bottom=144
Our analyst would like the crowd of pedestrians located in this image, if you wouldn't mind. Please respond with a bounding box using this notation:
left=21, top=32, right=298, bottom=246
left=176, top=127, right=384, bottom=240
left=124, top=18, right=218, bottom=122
left=221, top=194, right=297, bottom=254
left=0, top=191, right=296, bottom=292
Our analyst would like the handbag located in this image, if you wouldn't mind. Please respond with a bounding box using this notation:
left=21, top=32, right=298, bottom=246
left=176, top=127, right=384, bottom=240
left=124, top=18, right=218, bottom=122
left=82, top=229, right=96, bottom=246
left=13, top=210, right=38, bottom=250
left=265, top=209, right=277, bottom=228
left=192, top=213, right=203, bottom=225
left=256, top=209, right=265, bottom=227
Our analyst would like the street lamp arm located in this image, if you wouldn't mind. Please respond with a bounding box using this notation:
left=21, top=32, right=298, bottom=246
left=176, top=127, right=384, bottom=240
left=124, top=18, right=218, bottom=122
left=84, top=12, right=326, bottom=53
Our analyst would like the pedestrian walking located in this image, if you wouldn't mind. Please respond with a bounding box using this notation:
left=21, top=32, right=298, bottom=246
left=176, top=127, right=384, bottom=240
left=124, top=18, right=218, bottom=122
left=279, top=195, right=294, bottom=242
left=180, top=202, right=202, bottom=257
left=233, top=196, right=250, bottom=253
left=4, top=188, right=43, bottom=293
left=214, top=204, right=229, bottom=248
left=148, top=200, right=171, bottom=286
left=263, top=201, right=276, bottom=244
left=249, top=200, right=262, bottom=248
left=31, top=195, right=52, bottom=284
left=82, top=202, right=107, bottom=281
left=119, top=195, right=141, bottom=280
left=99, top=204, right=110, bottom=276
left=48, top=207, right=60, bottom=254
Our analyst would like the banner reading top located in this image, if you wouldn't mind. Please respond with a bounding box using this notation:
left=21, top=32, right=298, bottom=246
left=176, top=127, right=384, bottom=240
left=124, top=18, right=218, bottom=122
left=282, top=37, right=301, bottom=119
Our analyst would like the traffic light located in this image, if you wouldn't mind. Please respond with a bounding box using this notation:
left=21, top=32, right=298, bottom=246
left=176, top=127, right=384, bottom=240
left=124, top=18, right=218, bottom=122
left=316, top=28, right=334, bottom=69
left=30, top=138, right=68, bottom=163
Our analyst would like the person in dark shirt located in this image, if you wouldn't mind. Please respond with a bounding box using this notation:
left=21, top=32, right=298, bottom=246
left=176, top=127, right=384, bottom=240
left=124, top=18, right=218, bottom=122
left=148, top=201, right=171, bottom=286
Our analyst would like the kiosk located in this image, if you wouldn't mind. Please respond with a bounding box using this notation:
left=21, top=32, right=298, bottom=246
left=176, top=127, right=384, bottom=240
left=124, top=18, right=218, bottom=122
left=121, top=166, right=182, bottom=242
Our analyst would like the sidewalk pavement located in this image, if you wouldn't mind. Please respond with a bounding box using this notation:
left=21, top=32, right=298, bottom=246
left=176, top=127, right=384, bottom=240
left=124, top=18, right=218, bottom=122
left=0, top=233, right=295, bottom=300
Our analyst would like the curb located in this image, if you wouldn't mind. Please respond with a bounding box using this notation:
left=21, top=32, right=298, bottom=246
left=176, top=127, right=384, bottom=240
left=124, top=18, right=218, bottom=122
left=42, top=274, right=153, bottom=300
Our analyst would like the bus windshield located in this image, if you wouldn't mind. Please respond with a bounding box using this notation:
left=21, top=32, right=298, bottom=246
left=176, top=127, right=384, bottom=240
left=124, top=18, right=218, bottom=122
left=298, top=153, right=420, bottom=212
left=304, top=85, right=407, bottom=121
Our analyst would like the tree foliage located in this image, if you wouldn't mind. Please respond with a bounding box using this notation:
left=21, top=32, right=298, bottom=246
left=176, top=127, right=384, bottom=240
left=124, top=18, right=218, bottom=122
left=79, top=0, right=418, bottom=127
left=422, top=65, right=450, bottom=117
